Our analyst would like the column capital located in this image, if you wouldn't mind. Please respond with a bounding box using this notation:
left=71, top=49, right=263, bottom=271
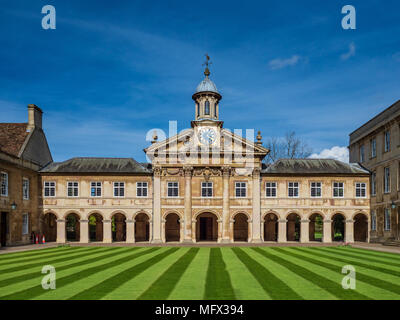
left=153, top=166, right=162, bottom=177
left=57, top=219, right=65, bottom=223
left=222, top=166, right=231, bottom=177
left=126, top=220, right=134, bottom=223
left=278, top=219, right=287, bottom=223
left=324, top=219, right=332, bottom=223
left=300, top=219, right=309, bottom=223
left=345, top=219, right=354, bottom=223
left=80, top=220, right=89, bottom=223
left=183, top=166, right=193, bottom=177
left=103, top=220, right=111, bottom=223
left=252, top=167, right=261, bottom=177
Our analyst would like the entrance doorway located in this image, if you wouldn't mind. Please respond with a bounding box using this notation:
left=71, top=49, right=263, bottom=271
left=196, top=213, right=218, bottom=241
left=0, top=212, right=8, bottom=247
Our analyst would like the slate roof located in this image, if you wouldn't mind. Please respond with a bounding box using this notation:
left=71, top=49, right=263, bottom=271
left=262, top=159, right=369, bottom=175
left=0, top=123, right=29, bottom=157
left=195, top=77, right=219, bottom=94
left=40, top=157, right=152, bottom=174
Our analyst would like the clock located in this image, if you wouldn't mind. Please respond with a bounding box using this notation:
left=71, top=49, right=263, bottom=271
left=198, top=127, right=217, bottom=145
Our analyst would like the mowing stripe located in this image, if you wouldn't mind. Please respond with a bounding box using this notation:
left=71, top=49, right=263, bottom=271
left=0, top=247, right=124, bottom=289
left=232, top=247, right=302, bottom=300
left=137, top=248, right=199, bottom=300
left=0, top=246, right=79, bottom=262
left=255, top=248, right=370, bottom=300
left=68, top=247, right=180, bottom=300
left=348, top=247, right=400, bottom=260
left=0, top=247, right=152, bottom=300
left=286, top=248, right=400, bottom=298
left=204, top=248, right=236, bottom=300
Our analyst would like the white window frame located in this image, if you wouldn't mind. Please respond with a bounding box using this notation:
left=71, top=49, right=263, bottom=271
left=355, top=182, right=367, bottom=198
left=113, top=182, right=125, bottom=198
left=1, top=171, right=8, bottom=197
left=167, top=182, right=179, bottom=198
left=288, top=182, right=299, bottom=198
left=22, top=178, right=29, bottom=200
left=201, top=181, right=213, bottom=198
left=67, top=181, right=79, bottom=197
left=90, top=182, right=102, bottom=197
left=333, top=182, right=344, bottom=198
left=384, top=208, right=391, bottom=231
left=136, top=182, right=148, bottom=197
left=44, top=181, right=56, bottom=197
left=235, top=182, right=247, bottom=198
left=384, top=167, right=390, bottom=193
left=310, top=182, right=322, bottom=198
left=265, top=182, right=277, bottom=198
left=359, top=145, right=365, bottom=162
left=371, top=210, right=376, bottom=231
left=22, top=213, right=29, bottom=235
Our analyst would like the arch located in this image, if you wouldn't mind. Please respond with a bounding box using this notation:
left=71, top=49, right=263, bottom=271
left=196, top=212, right=218, bottom=242
left=165, top=212, right=180, bottom=242
left=42, top=212, right=57, bottom=242
left=232, top=210, right=251, bottom=220
left=133, top=210, right=152, bottom=221
left=332, top=213, right=346, bottom=241
left=194, top=209, right=221, bottom=220
left=135, top=212, right=150, bottom=242
left=264, top=212, right=278, bottom=241
left=262, top=210, right=281, bottom=221
left=287, top=212, right=300, bottom=241
left=65, top=212, right=80, bottom=242
left=62, top=210, right=82, bottom=219
left=284, top=210, right=301, bottom=220
left=204, top=100, right=210, bottom=115
left=309, top=213, right=323, bottom=242
left=88, top=212, right=103, bottom=242
left=233, top=213, right=248, bottom=242
left=354, top=212, right=368, bottom=242
left=163, top=210, right=183, bottom=220
left=112, top=212, right=126, bottom=242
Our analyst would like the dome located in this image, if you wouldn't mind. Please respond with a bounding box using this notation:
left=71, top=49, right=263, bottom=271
left=195, top=77, right=219, bottom=94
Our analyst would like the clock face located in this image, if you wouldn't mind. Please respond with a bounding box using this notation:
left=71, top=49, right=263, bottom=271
left=198, top=127, right=217, bottom=145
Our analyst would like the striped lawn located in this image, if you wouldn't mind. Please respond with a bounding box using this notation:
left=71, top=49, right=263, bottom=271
left=0, top=246, right=399, bottom=300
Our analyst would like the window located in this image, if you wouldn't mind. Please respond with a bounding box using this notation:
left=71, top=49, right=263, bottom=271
left=201, top=182, right=213, bottom=197
left=384, top=130, right=390, bottom=152
left=22, top=178, right=29, bottom=200
left=370, top=138, right=376, bottom=158
left=371, top=172, right=376, bottom=196
left=90, top=182, right=102, bottom=197
left=214, top=103, right=217, bottom=117
left=288, top=182, right=299, bottom=197
left=167, top=182, right=179, bottom=197
left=235, top=182, right=247, bottom=198
left=44, top=181, right=56, bottom=197
left=333, top=182, right=344, bottom=198
left=359, top=145, right=365, bottom=162
left=22, top=214, right=29, bottom=235
left=204, top=101, right=210, bottom=115
left=371, top=211, right=376, bottom=231
left=67, top=182, right=79, bottom=197
left=355, top=182, right=366, bottom=198
left=265, top=182, right=277, bottom=197
left=0, top=172, right=8, bottom=196
left=384, top=167, right=390, bottom=193
left=196, top=103, right=199, bottom=117
left=113, top=182, right=125, bottom=197
left=310, top=182, right=322, bottom=197
left=137, top=182, right=148, bottom=197
left=384, top=208, right=391, bottom=231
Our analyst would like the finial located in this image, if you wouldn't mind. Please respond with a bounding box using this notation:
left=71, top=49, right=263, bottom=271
left=203, top=53, right=212, bottom=77
left=151, top=130, right=158, bottom=144
left=256, top=130, right=262, bottom=145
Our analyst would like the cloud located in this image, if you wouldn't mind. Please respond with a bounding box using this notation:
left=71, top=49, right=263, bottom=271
left=268, top=55, right=301, bottom=70
left=309, top=146, right=349, bottom=163
left=340, top=42, right=356, bottom=60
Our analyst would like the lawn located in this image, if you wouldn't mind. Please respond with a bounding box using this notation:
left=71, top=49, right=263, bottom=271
left=0, top=246, right=399, bottom=300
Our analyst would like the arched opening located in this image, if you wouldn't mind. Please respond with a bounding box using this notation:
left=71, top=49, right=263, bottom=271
left=354, top=213, right=368, bottom=242
left=88, top=213, right=103, bottom=242
left=332, top=213, right=345, bottom=241
left=264, top=213, right=278, bottom=241
left=309, top=213, right=323, bottom=242
left=196, top=212, right=218, bottom=242
left=65, top=213, right=80, bottom=242
left=165, top=213, right=180, bottom=242
left=42, top=213, right=57, bottom=242
left=287, top=213, right=300, bottom=241
left=135, top=213, right=150, bottom=242
left=112, top=213, right=126, bottom=242
left=233, top=213, right=248, bottom=242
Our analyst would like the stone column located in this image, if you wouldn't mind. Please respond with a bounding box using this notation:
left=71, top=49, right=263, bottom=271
left=278, top=219, right=287, bottom=242
left=149, top=219, right=153, bottom=242
left=300, top=219, right=309, bottom=243
left=80, top=219, right=89, bottom=243
left=161, top=218, right=166, bottom=243
left=252, top=168, right=262, bottom=243
left=56, top=219, right=66, bottom=244
left=323, top=219, right=332, bottom=243
left=221, top=166, right=231, bottom=243
left=229, top=219, right=234, bottom=242
left=183, top=166, right=193, bottom=243
left=126, top=219, right=135, bottom=243
left=217, top=219, right=223, bottom=243
left=191, top=219, right=196, bottom=242
left=152, top=167, right=162, bottom=243
left=179, top=218, right=185, bottom=243
left=345, top=219, right=354, bottom=243
left=248, top=218, right=253, bottom=243
left=103, top=220, right=112, bottom=243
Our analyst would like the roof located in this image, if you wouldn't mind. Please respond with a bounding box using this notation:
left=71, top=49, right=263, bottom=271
left=0, top=123, right=29, bottom=157
left=195, top=76, right=219, bottom=94
left=262, top=159, right=370, bottom=175
left=40, top=157, right=152, bottom=174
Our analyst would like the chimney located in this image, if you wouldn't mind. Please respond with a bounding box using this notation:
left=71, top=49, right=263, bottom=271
left=27, top=104, right=43, bottom=131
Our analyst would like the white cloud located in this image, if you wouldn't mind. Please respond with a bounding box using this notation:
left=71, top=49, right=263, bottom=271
left=269, top=55, right=301, bottom=70
left=309, top=146, right=349, bottom=163
left=340, top=42, right=356, bottom=60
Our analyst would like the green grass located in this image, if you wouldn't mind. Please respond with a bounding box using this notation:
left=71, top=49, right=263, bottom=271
left=0, top=246, right=399, bottom=300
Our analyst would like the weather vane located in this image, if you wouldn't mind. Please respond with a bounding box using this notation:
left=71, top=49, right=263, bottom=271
left=203, top=53, right=211, bottom=77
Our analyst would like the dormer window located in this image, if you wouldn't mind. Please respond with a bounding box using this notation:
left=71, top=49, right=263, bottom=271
left=204, top=101, right=210, bottom=115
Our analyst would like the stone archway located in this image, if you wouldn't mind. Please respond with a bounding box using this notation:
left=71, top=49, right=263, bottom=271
left=233, top=213, right=248, bottom=242
left=112, top=213, right=127, bottom=242
left=65, top=213, right=80, bottom=242
left=196, top=212, right=218, bottom=242
left=165, top=213, right=180, bottom=242
left=309, top=213, right=323, bottom=242
left=42, top=212, right=57, bottom=242
left=332, top=213, right=345, bottom=241
left=264, top=213, right=278, bottom=241
left=354, top=213, right=368, bottom=242
left=287, top=213, right=300, bottom=241
left=135, top=213, right=150, bottom=242
left=89, top=213, right=103, bottom=242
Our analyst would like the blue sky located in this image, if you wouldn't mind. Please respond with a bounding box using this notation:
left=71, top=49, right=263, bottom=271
left=0, top=0, right=399, bottom=162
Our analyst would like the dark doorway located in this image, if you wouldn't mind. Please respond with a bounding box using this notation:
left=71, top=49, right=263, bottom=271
left=354, top=213, right=368, bottom=242
left=332, top=213, right=345, bottom=241
left=196, top=212, right=218, bottom=242
left=200, top=217, right=212, bottom=240
left=66, top=213, right=80, bottom=242
left=264, top=213, right=278, bottom=241
left=233, top=213, right=248, bottom=242
left=112, top=213, right=126, bottom=242
left=287, top=213, right=300, bottom=241
left=309, top=213, right=323, bottom=242
left=1, top=212, right=8, bottom=247
left=43, top=213, right=57, bottom=242
left=165, top=213, right=180, bottom=242
left=89, top=213, right=103, bottom=242
left=135, top=213, right=150, bottom=242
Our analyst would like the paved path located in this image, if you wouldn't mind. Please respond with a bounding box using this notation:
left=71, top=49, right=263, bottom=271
left=351, top=242, right=400, bottom=254
left=0, top=243, right=59, bottom=254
